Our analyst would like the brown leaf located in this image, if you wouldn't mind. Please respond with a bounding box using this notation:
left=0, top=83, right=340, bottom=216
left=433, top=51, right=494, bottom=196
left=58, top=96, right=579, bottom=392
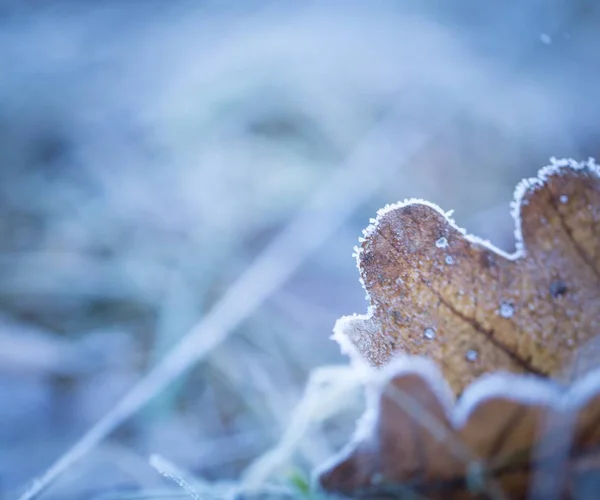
left=335, top=158, right=600, bottom=395
left=315, top=358, right=600, bottom=499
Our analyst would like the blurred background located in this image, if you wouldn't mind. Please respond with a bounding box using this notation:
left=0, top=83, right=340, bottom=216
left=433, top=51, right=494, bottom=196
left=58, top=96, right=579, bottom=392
left=1, top=0, right=599, bottom=498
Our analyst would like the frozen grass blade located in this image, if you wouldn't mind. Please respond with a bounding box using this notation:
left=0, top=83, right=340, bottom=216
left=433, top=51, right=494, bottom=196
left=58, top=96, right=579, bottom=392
left=149, top=455, right=202, bottom=500
left=17, top=110, right=442, bottom=500
left=242, top=365, right=361, bottom=489
left=527, top=402, right=575, bottom=500
left=94, top=492, right=192, bottom=500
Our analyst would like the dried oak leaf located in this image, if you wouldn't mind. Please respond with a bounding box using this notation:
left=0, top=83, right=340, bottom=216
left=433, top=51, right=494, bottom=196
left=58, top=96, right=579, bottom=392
left=335, top=158, right=600, bottom=395
left=315, top=357, right=600, bottom=499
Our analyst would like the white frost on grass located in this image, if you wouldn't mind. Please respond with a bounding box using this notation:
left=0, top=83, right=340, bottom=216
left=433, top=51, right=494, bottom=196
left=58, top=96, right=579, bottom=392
left=17, top=99, right=436, bottom=500
left=149, top=455, right=202, bottom=500
left=241, top=364, right=362, bottom=491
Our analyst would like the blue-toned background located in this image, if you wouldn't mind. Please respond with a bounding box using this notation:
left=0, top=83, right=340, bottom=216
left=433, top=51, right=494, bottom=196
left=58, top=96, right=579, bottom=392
left=1, top=1, right=598, bottom=498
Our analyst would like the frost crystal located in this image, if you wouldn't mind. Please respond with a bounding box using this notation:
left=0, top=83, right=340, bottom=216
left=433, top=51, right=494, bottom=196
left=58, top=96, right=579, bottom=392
left=465, top=350, right=478, bottom=362
left=499, top=301, right=515, bottom=318
left=435, top=237, right=448, bottom=248
left=423, top=328, right=436, bottom=340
